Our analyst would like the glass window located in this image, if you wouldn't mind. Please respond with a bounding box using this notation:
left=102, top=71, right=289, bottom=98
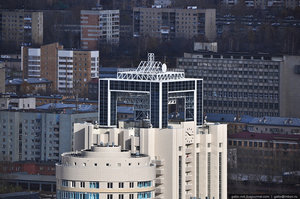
left=90, top=181, right=99, bottom=188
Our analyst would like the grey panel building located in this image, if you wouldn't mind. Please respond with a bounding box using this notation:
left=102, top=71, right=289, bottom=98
left=0, top=109, right=97, bottom=162
left=178, top=52, right=282, bottom=117
left=99, top=53, right=203, bottom=128
left=133, top=7, right=216, bottom=41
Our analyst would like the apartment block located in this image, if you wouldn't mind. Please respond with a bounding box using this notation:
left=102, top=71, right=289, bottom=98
left=222, top=0, right=300, bottom=9
left=0, top=65, right=4, bottom=93
left=73, top=121, right=227, bottom=199
left=56, top=145, right=156, bottom=199
left=228, top=132, right=300, bottom=194
left=80, top=9, right=120, bottom=50
left=22, top=42, right=99, bottom=95
left=0, top=110, right=97, bottom=162
left=0, top=10, right=43, bottom=47
left=177, top=53, right=300, bottom=118
left=133, top=7, right=216, bottom=41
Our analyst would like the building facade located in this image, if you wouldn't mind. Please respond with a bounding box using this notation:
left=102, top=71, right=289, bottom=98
left=0, top=65, right=5, bottom=93
left=21, top=43, right=99, bottom=95
left=99, top=53, right=203, bottom=128
left=177, top=53, right=300, bottom=118
left=228, top=131, right=300, bottom=194
left=73, top=121, right=227, bottom=199
left=56, top=145, right=156, bottom=199
left=0, top=110, right=97, bottom=162
left=80, top=9, right=120, bottom=50
left=133, top=7, right=216, bottom=41
left=0, top=10, right=43, bottom=47
left=222, top=0, right=300, bottom=9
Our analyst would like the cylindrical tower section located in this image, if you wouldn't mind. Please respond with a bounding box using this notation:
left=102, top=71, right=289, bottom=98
left=56, top=145, right=156, bottom=199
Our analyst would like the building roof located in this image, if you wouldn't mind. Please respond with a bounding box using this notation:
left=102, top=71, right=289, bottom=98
left=206, top=113, right=300, bottom=127
left=6, top=78, right=51, bottom=85
left=36, top=103, right=97, bottom=112
left=249, top=116, right=300, bottom=127
left=206, top=113, right=254, bottom=123
left=228, top=131, right=300, bottom=142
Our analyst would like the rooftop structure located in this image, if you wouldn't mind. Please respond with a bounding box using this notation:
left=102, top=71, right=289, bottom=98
left=99, top=53, right=203, bottom=128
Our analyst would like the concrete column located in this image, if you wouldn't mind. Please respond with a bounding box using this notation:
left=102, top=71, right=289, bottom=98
left=27, top=182, right=30, bottom=190
left=39, top=183, right=42, bottom=191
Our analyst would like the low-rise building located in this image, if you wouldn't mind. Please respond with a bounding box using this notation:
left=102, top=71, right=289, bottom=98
left=5, top=78, right=52, bottom=95
left=206, top=113, right=300, bottom=135
left=228, top=131, right=300, bottom=194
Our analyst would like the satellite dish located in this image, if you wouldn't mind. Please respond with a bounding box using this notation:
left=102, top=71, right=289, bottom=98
left=162, top=63, right=167, bottom=73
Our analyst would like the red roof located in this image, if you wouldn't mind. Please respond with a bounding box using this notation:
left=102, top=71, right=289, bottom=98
left=228, top=131, right=300, bottom=142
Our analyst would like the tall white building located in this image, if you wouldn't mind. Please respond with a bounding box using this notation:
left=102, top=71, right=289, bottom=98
left=73, top=121, right=227, bottom=199
left=56, top=145, right=156, bottom=199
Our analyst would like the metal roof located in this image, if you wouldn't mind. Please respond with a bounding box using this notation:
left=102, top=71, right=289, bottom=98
left=117, top=53, right=185, bottom=81
left=6, top=78, right=51, bottom=85
left=206, top=113, right=300, bottom=127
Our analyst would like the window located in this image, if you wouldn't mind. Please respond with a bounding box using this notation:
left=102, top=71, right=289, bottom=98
left=137, top=181, right=151, bottom=187
left=90, top=181, right=99, bottom=188
left=119, top=194, right=124, bottom=199
left=107, top=194, right=113, bottom=199
left=129, top=182, right=134, bottom=188
left=129, top=194, right=134, bottom=199
left=107, top=182, right=113, bottom=188
left=80, top=181, right=85, bottom=188
left=71, top=181, right=76, bottom=188
left=62, top=180, right=68, bottom=187
left=119, top=182, right=124, bottom=188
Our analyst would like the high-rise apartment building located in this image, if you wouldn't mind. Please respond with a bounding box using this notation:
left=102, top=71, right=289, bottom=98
left=56, top=145, right=156, bottom=199
left=73, top=121, right=227, bottom=199
left=177, top=52, right=300, bottom=118
left=99, top=53, right=203, bottom=128
left=80, top=9, right=120, bottom=50
left=22, top=42, right=99, bottom=95
left=133, top=7, right=216, bottom=41
left=0, top=10, right=43, bottom=47
left=0, top=110, right=97, bottom=162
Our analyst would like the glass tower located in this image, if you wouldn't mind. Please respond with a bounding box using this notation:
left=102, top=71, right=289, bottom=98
left=99, top=53, right=203, bottom=128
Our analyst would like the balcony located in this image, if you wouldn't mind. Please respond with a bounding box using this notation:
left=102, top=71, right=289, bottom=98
left=156, top=168, right=164, bottom=176
left=185, top=166, right=192, bottom=173
left=186, top=194, right=193, bottom=199
left=155, top=187, right=164, bottom=194
left=185, top=148, right=193, bottom=154
left=155, top=159, right=164, bottom=166
left=186, top=157, right=192, bottom=163
left=185, top=184, right=192, bottom=190
left=155, top=177, right=164, bottom=185
left=185, top=175, right=193, bottom=182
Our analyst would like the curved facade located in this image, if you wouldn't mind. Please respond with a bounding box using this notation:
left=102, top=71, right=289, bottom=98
left=56, top=145, right=156, bottom=199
